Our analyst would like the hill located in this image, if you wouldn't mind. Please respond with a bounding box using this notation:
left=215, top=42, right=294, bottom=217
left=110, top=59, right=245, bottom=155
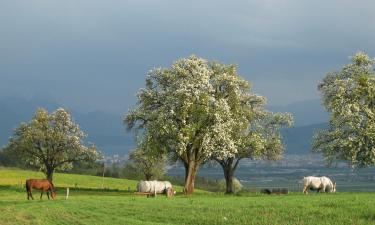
left=0, top=167, right=138, bottom=191
left=282, top=122, right=328, bottom=154
left=268, top=99, right=328, bottom=127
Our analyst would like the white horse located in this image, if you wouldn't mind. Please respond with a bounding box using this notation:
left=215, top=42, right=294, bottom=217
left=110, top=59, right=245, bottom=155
left=137, top=180, right=174, bottom=196
left=302, top=176, right=336, bottom=194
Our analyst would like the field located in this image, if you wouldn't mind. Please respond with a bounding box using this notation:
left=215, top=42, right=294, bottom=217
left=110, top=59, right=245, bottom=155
left=0, top=168, right=374, bottom=225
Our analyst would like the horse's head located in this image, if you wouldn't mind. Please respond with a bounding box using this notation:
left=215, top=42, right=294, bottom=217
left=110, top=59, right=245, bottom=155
left=166, top=187, right=174, bottom=197
left=332, top=182, right=336, bottom=193
left=51, top=190, right=57, bottom=199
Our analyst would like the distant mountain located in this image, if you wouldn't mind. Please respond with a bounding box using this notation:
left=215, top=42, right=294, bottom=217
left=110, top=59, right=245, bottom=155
left=282, top=122, right=328, bottom=154
left=268, top=99, right=329, bottom=127
left=0, top=96, right=134, bottom=155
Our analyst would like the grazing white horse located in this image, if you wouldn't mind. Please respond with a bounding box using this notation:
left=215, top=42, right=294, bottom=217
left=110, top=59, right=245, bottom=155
left=137, top=180, right=173, bottom=196
left=302, top=176, right=336, bottom=194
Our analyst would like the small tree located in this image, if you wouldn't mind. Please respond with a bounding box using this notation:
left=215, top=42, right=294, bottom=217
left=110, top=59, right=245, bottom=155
left=313, top=52, right=375, bottom=168
left=128, top=136, right=166, bottom=181
left=216, top=113, right=292, bottom=194
left=210, top=62, right=293, bottom=194
left=5, top=108, right=100, bottom=181
left=121, top=161, right=143, bottom=180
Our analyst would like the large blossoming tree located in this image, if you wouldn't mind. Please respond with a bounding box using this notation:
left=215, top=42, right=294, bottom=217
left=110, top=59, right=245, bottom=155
left=313, top=52, right=375, bottom=168
left=5, top=108, right=100, bottom=181
left=125, top=56, right=240, bottom=194
left=125, top=56, right=292, bottom=194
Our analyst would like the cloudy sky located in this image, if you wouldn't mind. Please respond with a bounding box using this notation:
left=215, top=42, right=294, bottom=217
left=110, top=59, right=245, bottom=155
left=1, top=0, right=374, bottom=113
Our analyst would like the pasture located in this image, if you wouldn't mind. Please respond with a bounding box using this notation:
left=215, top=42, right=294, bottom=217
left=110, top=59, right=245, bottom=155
left=0, top=168, right=374, bottom=225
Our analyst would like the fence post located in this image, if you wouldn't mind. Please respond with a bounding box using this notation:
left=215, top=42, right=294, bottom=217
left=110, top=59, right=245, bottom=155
left=66, top=188, right=69, bottom=200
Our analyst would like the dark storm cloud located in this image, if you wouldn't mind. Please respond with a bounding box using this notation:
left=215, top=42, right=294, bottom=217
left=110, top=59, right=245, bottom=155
left=0, top=0, right=374, bottom=112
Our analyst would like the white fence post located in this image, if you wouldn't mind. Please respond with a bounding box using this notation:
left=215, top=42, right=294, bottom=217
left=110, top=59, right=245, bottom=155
left=66, top=187, right=69, bottom=200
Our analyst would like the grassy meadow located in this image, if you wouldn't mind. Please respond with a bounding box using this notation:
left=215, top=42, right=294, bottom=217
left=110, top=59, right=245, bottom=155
left=0, top=168, right=374, bottom=225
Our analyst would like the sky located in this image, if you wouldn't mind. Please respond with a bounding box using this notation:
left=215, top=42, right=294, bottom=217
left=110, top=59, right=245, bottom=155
left=1, top=0, right=374, bottom=114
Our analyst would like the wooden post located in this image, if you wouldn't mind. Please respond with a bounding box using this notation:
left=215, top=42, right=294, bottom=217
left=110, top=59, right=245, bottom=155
left=66, top=188, right=69, bottom=200
left=101, top=163, right=105, bottom=190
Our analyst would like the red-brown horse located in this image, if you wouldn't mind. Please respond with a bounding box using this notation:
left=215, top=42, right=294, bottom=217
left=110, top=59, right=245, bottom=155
left=26, top=179, right=56, bottom=200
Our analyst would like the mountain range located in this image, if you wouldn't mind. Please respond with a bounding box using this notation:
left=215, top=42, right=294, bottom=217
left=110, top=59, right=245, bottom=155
left=0, top=96, right=329, bottom=155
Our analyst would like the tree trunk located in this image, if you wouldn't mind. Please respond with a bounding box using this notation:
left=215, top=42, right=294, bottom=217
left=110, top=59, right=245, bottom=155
left=224, top=167, right=234, bottom=194
left=46, top=168, right=54, bottom=182
left=145, top=173, right=152, bottom=181
left=218, top=158, right=241, bottom=194
left=183, top=161, right=199, bottom=195
left=183, top=162, right=189, bottom=183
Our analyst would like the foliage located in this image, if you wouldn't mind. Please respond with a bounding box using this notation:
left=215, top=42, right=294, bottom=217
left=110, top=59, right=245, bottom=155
left=125, top=55, right=259, bottom=194
left=4, top=108, right=101, bottom=181
left=124, top=56, right=293, bottom=194
left=125, top=56, right=237, bottom=160
left=313, top=52, right=375, bottom=168
left=67, top=161, right=104, bottom=177
left=105, top=162, right=121, bottom=178
left=0, top=148, right=30, bottom=168
left=128, top=139, right=167, bottom=180
left=208, top=62, right=293, bottom=193
left=218, top=177, right=243, bottom=193
left=120, top=161, right=144, bottom=180
left=166, top=175, right=222, bottom=192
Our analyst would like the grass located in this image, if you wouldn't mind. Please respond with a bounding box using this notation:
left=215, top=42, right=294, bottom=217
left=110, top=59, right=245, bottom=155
left=0, top=167, right=137, bottom=190
left=0, top=168, right=374, bottom=225
left=0, top=167, right=190, bottom=193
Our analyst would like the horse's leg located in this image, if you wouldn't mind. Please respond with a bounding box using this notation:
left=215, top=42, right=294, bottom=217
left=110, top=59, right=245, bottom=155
left=320, top=185, right=325, bottom=193
left=47, top=191, right=50, bottom=200
left=30, top=189, right=34, bottom=200
left=40, top=191, right=43, bottom=200
left=26, top=183, right=31, bottom=200
left=303, top=186, right=308, bottom=194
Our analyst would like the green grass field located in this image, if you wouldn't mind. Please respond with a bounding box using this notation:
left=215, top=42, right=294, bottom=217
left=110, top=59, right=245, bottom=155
left=0, top=168, right=374, bottom=225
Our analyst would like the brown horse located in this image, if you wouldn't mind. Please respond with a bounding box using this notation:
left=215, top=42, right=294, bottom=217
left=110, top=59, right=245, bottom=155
left=26, top=179, right=56, bottom=200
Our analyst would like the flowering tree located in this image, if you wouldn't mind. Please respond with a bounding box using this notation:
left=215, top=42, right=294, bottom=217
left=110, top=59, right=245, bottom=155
left=313, top=52, right=375, bottom=168
left=210, top=62, right=293, bottom=193
left=125, top=56, right=292, bottom=194
left=5, top=108, right=100, bottom=181
left=125, top=56, right=245, bottom=194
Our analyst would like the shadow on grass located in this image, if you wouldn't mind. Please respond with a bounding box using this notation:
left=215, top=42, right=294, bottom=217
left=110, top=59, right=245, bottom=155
left=363, top=214, right=375, bottom=222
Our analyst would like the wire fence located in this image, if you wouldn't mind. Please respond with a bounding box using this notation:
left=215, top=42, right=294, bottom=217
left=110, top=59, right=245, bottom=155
left=242, top=183, right=375, bottom=193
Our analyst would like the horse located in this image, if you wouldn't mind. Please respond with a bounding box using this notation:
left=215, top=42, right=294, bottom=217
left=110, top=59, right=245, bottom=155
left=137, top=180, right=174, bottom=197
left=26, top=179, right=56, bottom=200
left=302, top=176, right=336, bottom=194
